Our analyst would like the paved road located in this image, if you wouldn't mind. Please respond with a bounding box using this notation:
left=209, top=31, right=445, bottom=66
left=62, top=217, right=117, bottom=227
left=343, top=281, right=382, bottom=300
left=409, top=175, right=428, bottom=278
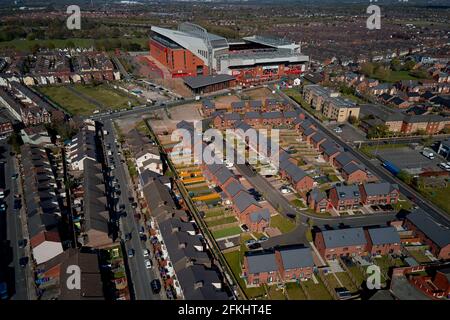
left=0, top=142, right=29, bottom=300
left=279, top=90, right=450, bottom=227
left=103, top=120, right=161, bottom=300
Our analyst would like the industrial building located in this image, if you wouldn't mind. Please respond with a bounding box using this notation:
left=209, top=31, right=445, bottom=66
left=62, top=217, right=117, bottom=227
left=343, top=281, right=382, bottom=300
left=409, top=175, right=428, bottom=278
left=149, top=22, right=309, bottom=85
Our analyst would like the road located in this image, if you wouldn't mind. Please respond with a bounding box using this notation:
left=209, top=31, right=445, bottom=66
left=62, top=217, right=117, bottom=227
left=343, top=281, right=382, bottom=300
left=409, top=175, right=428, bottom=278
left=103, top=120, right=161, bottom=300
left=279, top=89, right=450, bottom=227
left=0, top=142, right=29, bottom=300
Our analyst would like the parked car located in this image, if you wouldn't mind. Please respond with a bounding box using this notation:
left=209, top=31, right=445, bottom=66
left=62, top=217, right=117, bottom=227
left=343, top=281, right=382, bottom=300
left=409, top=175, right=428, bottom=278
left=143, top=249, right=150, bottom=257
left=18, top=239, right=27, bottom=248
left=19, top=257, right=29, bottom=267
left=245, top=239, right=257, bottom=246
left=140, top=234, right=148, bottom=242
left=127, top=249, right=135, bottom=258
left=125, top=233, right=132, bottom=241
left=151, top=279, right=161, bottom=294
left=144, top=259, right=152, bottom=269
left=258, top=236, right=269, bottom=242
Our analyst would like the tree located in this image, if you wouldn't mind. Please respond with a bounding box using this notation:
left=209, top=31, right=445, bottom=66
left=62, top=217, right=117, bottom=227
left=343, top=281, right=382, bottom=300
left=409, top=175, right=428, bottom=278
left=421, top=135, right=433, bottom=147
left=360, top=62, right=375, bottom=77
left=374, top=66, right=391, bottom=81
left=391, top=58, right=401, bottom=71
left=403, top=60, right=416, bottom=71
left=397, top=170, right=413, bottom=185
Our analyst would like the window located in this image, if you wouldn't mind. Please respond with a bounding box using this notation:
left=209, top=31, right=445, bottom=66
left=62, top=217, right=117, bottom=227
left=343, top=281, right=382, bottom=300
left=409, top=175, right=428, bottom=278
left=253, top=279, right=259, bottom=285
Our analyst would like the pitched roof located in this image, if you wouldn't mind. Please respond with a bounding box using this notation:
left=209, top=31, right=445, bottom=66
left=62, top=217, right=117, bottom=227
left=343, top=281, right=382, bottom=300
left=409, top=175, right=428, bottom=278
left=233, top=191, right=259, bottom=212
left=334, top=185, right=361, bottom=200
left=335, top=152, right=354, bottom=167
left=322, top=227, right=367, bottom=248
left=245, top=252, right=278, bottom=273
left=249, top=208, right=270, bottom=223
left=362, top=182, right=398, bottom=196
left=406, top=209, right=450, bottom=248
left=368, top=227, right=400, bottom=245
left=342, top=162, right=365, bottom=175
left=279, top=247, right=314, bottom=269
left=223, top=179, right=246, bottom=198
left=310, top=188, right=327, bottom=202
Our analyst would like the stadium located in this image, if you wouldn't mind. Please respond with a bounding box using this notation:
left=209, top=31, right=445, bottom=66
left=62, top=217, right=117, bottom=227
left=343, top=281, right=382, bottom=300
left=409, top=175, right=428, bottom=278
left=149, top=22, right=309, bottom=88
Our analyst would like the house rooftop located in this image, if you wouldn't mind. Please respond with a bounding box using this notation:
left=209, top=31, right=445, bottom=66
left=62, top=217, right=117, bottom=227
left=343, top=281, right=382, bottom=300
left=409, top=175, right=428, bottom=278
left=322, top=227, right=367, bottom=248
left=368, top=226, right=400, bottom=246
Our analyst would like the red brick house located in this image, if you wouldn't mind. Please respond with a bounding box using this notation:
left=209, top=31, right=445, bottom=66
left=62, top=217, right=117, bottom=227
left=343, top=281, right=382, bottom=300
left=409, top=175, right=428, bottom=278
left=275, top=247, right=314, bottom=281
left=404, top=209, right=450, bottom=260
left=341, top=162, right=369, bottom=184
left=201, top=99, right=216, bottom=116
left=365, top=227, right=401, bottom=256
left=0, top=117, right=13, bottom=137
left=359, top=182, right=399, bottom=205
left=308, top=188, right=330, bottom=213
left=328, top=185, right=361, bottom=211
left=242, top=246, right=314, bottom=287
left=242, top=251, right=280, bottom=287
left=314, top=227, right=367, bottom=260
left=310, top=133, right=327, bottom=150
left=243, top=208, right=270, bottom=232
left=279, top=159, right=314, bottom=193
left=320, top=141, right=341, bottom=164
left=302, top=128, right=317, bottom=144
left=333, top=152, right=356, bottom=170
left=232, top=191, right=261, bottom=218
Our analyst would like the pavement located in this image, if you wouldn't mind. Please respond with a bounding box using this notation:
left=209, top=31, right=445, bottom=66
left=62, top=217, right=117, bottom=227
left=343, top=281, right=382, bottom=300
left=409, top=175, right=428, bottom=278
left=103, top=120, right=162, bottom=300
left=279, top=89, right=450, bottom=228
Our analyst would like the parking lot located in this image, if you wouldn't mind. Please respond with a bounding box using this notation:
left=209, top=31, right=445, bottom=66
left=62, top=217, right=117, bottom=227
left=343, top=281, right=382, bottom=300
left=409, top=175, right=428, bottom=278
left=376, top=146, right=444, bottom=174
left=327, top=123, right=367, bottom=143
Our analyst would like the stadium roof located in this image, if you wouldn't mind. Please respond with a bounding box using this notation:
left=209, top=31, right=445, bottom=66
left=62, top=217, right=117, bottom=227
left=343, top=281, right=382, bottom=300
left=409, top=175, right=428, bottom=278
left=183, top=74, right=236, bottom=89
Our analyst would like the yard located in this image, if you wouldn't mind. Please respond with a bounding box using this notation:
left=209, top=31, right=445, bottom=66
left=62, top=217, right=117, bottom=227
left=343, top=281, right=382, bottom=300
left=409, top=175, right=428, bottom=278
left=270, top=214, right=296, bottom=234
left=418, top=184, right=450, bottom=216
left=285, top=282, right=307, bottom=300
left=301, top=277, right=333, bottom=300
left=223, top=250, right=266, bottom=299
left=212, top=226, right=242, bottom=239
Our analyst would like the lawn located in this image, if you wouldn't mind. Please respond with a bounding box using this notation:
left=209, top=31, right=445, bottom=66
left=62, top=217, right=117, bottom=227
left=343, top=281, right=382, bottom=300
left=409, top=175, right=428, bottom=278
left=205, top=208, right=228, bottom=218
left=373, top=70, right=424, bottom=83
left=206, top=216, right=238, bottom=227
left=359, top=143, right=408, bottom=158
left=212, top=226, right=242, bottom=239
left=73, top=84, right=139, bottom=109
left=347, top=266, right=366, bottom=288
left=37, top=85, right=97, bottom=115
left=38, top=84, right=140, bottom=115
left=270, top=214, right=296, bottom=234
left=223, top=250, right=266, bottom=299
left=301, top=278, right=333, bottom=300
left=418, top=184, right=450, bottom=216
left=267, top=285, right=286, bottom=300
left=290, top=199, right=306, bottom=208
left=407, top=249, right=432, bottom=263
left=285, top=282, right=307, bottom=300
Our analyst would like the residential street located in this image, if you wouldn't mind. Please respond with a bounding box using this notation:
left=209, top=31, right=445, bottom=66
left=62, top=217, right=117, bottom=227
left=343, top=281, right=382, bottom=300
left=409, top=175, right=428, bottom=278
left=103, top=120, right=161, bottom=300
left=0, top=142, right=29, bottom=300
left=279, top=90, right=450, bottom=228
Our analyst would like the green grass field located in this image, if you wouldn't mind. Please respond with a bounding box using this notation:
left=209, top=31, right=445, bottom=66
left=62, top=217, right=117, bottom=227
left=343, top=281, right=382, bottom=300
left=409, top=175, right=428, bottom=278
left=301, top=278, right=333, bottom=300
left=212, top=226, right=242, bottom=239
left=206, top=216, right=238, bottom=227
left=37, top=85, right=97, bottom=115
left=285, top=283, right=307, bottom=300
left=38, top=84, right=139, bottom=116
left=373, top=70, right=423, bottom=83
left=270, top=214, right=296, bottom=234
left=418, top=184, right=450, bottom=216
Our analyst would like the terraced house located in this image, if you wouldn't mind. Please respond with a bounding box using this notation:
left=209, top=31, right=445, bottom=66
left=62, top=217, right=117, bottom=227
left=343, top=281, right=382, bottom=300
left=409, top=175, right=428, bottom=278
left=315, top=227, right=367, bottom=260
left=242, top=246, right=314, bottom=287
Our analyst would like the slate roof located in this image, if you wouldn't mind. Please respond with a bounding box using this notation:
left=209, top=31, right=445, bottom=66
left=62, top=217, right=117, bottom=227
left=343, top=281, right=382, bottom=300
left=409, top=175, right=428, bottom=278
left=362, top=182, right=398, bottom=196
left=233, top=192, right=259, bottom=212
left=249, top=208, right=270, bottom=223
left=223, top=179, right=246, bottom=198
left=245, top=252, right=278, bottom=273
left=309, top=188, right=327, bottom=203
left=406, top=209, right=450, bottom=248
left=279, top=247, right=314, bottom=269
left=335, top=185, right=361, bottom=200
left=368, top=227, right=400, bottom=245
left=322, top=227, right=367, bottom=248
left=334, top=152, right=354, bottom=167
left=214, top=167, right=234, bottom=185
left=342, top=162, right=365, bottom=175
